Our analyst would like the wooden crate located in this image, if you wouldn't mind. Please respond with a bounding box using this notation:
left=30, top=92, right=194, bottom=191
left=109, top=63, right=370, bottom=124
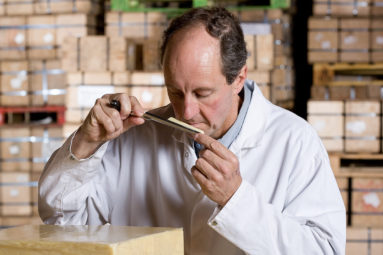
left=0, top=172, right=31, bottom=216
left=313, top=0, right=371, bottom=16
left=0, top=16, right=27, bottom=60
left=346, top=227, right=383, bottom=255
left=105, top=11, right=167, bottom=39
left=345, top=100, right=381, bottom=153
left=308, top=17, right=338, bottom=63
left=30, top=126, right=64, bottom=172
left=0, top=61, right=30, bottom=106
left=308, top=100, right=344, bottom=152
left=352, top=177, right=383, bottom=227
left=329, top=153, right=383, bottom=177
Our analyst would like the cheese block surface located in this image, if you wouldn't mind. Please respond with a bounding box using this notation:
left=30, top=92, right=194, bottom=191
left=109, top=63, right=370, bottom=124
left=0, top=224, right=183, bottom=254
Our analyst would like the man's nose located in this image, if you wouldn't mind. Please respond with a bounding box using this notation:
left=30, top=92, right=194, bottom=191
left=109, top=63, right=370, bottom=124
left=183, top=96, right=199, bottom=120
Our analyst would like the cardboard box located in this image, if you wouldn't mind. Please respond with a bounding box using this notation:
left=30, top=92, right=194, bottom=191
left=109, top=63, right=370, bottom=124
left=345, top=101, right=381, bottom=153
left=106, top=12, right=167, bottom=39
left=0, top=16, right=27, bottom=60
left=307, top=100, right=344, bottom=152
left=352, top=178, right=383, bottom=227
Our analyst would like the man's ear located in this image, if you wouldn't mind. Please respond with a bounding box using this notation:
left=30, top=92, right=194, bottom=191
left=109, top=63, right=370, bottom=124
left=232, top=64, right=247, bottom=94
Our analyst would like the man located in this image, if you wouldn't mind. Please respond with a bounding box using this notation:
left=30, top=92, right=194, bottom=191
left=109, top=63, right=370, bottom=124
left=39, top=7, right=346, bottom=254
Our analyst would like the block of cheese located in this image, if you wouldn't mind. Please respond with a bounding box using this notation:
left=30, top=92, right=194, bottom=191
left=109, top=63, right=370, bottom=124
left=245, top=34, right=274, bottom=71
left=307, top=100, right=344, bottom=152
left=346, top=227, right=383, bottom=255
left=0, top=127, right=31, bottom=171
left=345, top=100, right=381, bottom=153
left=371, top=19, right=383, bottom=63
left=0, top=225, right=183, bottom=254
left=352, top=178, right=383, bottom=227
left=0, top=16, right=27, bottom=60
left=340, top=18, right=370, bottom=63
left=308, top=17, right=338, bottom=63
left=30, top=127, right=64, bottom=172
left=106, top=12, right=167, bottom=39
left=313, top=0, right=371, bottom=16
left=0, top=61, right=29, bottom=106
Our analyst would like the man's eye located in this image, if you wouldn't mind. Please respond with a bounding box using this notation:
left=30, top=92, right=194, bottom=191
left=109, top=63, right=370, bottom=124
left=196, top=91, right=212, bottom=98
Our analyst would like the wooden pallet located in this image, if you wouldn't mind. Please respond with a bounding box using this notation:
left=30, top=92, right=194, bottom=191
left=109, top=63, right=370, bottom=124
left=330, top=153, right=383, bottom=178
left=313, top=63, right=383, bottom=86
left=0, top=106, right=66, bottom=126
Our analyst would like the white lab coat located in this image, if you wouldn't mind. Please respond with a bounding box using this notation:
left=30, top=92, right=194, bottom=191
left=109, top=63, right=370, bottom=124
left=39, top=81, right=346, bottom=255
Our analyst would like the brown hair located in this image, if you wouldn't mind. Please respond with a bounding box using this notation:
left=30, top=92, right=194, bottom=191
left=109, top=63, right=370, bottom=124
left=160, top=7, right=247, bottom=84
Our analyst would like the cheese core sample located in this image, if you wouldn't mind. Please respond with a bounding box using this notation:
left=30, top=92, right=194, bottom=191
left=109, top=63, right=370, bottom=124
left=167, top=117, right=204, bottom=134
left=0, top=225, right=183, bottom=255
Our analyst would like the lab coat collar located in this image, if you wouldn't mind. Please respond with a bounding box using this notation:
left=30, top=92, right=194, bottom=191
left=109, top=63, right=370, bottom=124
left=170, top=80, right=270, bottom=152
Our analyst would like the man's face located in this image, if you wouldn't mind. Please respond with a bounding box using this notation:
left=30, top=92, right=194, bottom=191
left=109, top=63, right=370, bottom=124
left=163, top=25, right=245, bottom=139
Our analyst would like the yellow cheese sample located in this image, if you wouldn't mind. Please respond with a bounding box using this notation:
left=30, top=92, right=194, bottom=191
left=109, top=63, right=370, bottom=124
left=0, top=225, right=183, bottom=255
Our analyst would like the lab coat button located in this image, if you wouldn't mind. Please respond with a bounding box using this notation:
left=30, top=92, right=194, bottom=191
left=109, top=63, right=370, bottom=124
left=211, top=220, right=218, bottom=226
left=185, top=152, right=189, bottom=158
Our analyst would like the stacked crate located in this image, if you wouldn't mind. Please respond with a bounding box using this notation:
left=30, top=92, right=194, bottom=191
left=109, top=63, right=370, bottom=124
left=307, top=1, right=383, bottom=253
left=0, top=0, right=103, bottom=227
left=237, top=9, right=295, bottom=109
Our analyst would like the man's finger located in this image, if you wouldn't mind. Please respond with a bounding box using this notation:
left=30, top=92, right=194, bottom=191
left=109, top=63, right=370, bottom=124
left=194, top=133, right=228, bottom=159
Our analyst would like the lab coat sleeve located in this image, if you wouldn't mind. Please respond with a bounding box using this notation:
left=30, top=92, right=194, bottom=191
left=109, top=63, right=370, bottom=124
left=38, top=132, right=111, bottom=225
left=208, top=131, right=346, bottom=254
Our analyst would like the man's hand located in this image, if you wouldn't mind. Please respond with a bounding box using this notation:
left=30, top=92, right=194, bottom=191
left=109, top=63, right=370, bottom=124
left=192, top=133, right=242, bottom=207
left=72, top=93, right=145, bottom=159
